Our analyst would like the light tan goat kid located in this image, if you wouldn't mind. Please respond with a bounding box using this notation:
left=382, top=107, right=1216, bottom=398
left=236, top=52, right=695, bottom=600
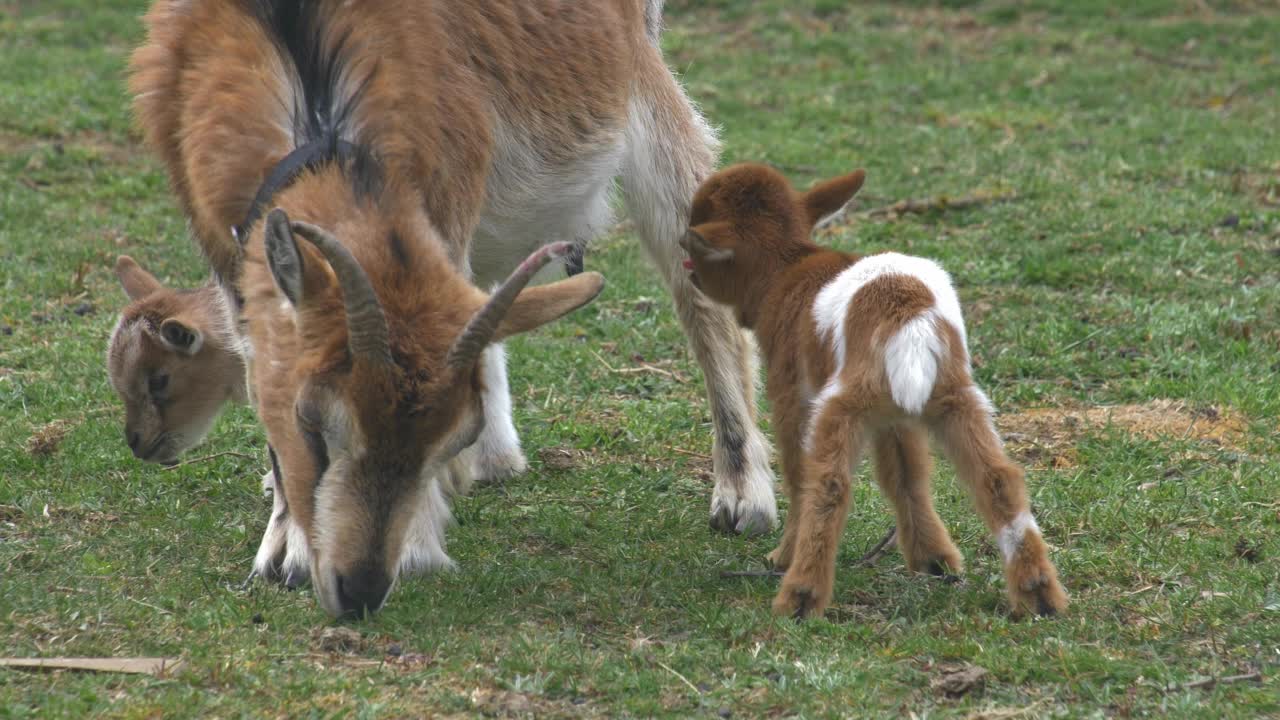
left=681, top=163, right=1068, bottom=619
left=115, top=0, right=780, bottom=616
left=108, top=257, right=246, bottom=465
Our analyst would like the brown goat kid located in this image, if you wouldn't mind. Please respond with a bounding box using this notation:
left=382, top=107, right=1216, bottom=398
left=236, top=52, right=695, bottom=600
left=681, top=164, right=1068, bottom=619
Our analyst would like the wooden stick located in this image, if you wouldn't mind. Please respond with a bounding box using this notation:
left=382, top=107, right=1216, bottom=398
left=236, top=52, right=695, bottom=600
left=655, top=659, right=702, bottom=695
left=858, top=526, right=898, bottom=566
left=1175, top=671, right=1262, bottom=691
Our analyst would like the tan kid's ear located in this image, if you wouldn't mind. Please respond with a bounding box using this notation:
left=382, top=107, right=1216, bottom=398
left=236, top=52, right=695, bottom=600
left=683, top=227, right=734, bottom=263
left=115, top=255, right=163, bottom=301
left=157, top=316, right=204, bottom=355
left=802, top=169, right=867, bottom=227
left=495, top=272, right=606, bottom=341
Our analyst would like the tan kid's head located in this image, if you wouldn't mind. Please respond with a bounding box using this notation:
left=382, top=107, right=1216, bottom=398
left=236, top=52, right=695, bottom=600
left=679, top=163, right=866, bottom=307
left=106, top=256, right=245, bottom=465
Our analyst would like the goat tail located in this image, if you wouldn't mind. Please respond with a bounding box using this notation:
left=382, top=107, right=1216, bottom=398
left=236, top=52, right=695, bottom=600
left=883, top=309, right=946, bottom=416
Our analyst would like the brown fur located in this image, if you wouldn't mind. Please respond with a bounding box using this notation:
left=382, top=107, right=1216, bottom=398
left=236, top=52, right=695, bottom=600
left=129, top=0, right=644, bottom=281
left=129, top=1, right=633, bottom=616
left=685, top=163, right=1067, bottom=619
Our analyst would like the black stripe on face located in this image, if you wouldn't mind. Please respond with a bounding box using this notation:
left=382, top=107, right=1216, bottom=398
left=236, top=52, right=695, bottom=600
left=295, top=413, right=330, bottom=487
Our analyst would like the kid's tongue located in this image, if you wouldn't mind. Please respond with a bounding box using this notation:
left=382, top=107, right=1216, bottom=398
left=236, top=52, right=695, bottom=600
left=682, top=258, right=695, bottom=270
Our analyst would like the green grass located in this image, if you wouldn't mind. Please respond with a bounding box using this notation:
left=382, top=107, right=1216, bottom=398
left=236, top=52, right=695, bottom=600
left=3, top=0, right=1279, bottom=716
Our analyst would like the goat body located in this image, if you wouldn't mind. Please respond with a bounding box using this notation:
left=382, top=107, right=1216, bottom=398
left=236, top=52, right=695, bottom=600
left=119, top=0, right=781, bottom=615
left=682, top=163, right=1068, bottom=618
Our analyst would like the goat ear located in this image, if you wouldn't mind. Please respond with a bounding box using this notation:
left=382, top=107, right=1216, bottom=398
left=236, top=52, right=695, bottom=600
left=685, top=228, right=734, bottom=263
left=115, top=256, right=162, bottom=300
left=158, top=317, right=203, bottom=355
left=802, top=169, right=866, bottom=227
left=264, top=208, right=306, bottom=305
left=494, top=272, right=605, bottom=341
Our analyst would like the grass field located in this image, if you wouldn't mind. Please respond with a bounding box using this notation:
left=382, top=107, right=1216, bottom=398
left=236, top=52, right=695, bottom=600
left=2, top=0, right=1279, bottom=716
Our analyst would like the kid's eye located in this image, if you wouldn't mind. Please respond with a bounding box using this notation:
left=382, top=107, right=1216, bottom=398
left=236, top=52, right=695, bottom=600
left=148, top=372, right=169, bottom=395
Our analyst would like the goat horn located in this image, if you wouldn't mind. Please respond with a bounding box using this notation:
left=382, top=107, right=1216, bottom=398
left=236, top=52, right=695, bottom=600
left=448, top=241, right=573, bottom=370
left=289, top=220, right=392, bottom=364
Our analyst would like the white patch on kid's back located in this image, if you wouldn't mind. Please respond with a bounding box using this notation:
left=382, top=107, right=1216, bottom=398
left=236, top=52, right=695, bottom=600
left=810, top=253, right=972, bottom=417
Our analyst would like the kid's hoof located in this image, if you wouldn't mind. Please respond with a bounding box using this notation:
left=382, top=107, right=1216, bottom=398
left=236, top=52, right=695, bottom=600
left=1010, top=575, right=1068, bottom=618
left=765, top=544, right=793, bottom=571
left=925, top=559, right=965, bottom=585
left=772, top=581, right=828, bottom=620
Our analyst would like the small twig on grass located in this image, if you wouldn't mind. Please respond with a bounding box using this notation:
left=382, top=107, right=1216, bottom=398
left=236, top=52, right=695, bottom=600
left=1172, top=671, right=1262, bottom=692
left=655, top=659, right=701, bottom=696
left=126, top=596, right=172, bottom=615
left=662, top=445, right=711, bottom=461
left=858, top=526, right=898, bottom=566
left=1134, top=46, right=1217, bottom=72
left=1055, top=327, right=1106, bottom=355
left=589, top=349, right=687, bottom=384
left=863, top=190, right=1019, bottom=220
left=161, top=451, right=259, bottom=471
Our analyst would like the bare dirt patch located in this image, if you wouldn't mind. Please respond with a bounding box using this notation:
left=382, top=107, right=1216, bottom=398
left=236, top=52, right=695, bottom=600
left=996, top=399, right=1249, bottom=469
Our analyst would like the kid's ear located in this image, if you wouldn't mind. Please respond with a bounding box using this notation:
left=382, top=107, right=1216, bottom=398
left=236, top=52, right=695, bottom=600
left=158, top=316, right=204, bottom=355
left=115, top=255, right=163, bottom=301
left=683, top=227, right=734, bottom=263
left=802, top=169, right=866, bottom=227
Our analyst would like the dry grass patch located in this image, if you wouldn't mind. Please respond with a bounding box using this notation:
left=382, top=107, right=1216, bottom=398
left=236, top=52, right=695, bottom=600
left=996, top=399, right=1250, bottom=468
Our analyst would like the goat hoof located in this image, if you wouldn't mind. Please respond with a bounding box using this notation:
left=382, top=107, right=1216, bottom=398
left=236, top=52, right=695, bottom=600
left=709, top=480, right=778, bottom=536
left=925, top=559, right=964, bottom=585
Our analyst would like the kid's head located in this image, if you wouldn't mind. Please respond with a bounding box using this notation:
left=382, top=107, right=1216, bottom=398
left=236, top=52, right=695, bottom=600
left=680, top=163, right=865, bottom=305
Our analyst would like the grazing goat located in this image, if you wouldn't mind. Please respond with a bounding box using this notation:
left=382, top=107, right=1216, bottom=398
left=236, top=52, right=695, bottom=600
left=121, top=0, right=778, bottom=616
left=681, top=163, right=1068, bottom=619
left=117, top=0, right=778, bottom=541
left=107, top=256, right=246, bottom=464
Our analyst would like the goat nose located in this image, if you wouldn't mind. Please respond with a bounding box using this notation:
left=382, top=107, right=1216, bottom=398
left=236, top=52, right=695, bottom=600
left=335, top=569, right=392, bottom=618
left=127, top=431, right=141, bottom=453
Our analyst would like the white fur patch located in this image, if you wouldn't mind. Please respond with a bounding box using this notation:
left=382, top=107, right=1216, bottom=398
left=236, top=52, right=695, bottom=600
left=884, top=310, right=945, bottom=415
left=996, top=511, right=1041, bottom=563
left=467, top=343, right=527, bottom=482
left=397, top=475, right=456, bottom=575
left=811, top=253, right=968, bottom=416
left=813, top=252, right=967, bottom=354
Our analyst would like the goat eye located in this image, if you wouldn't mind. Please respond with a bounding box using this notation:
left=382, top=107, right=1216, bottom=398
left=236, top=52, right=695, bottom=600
left=148, top=372, right=169, bottom=395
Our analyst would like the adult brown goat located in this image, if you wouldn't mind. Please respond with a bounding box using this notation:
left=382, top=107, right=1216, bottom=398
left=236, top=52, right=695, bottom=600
left=114, top=0, right=777, bottom=616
